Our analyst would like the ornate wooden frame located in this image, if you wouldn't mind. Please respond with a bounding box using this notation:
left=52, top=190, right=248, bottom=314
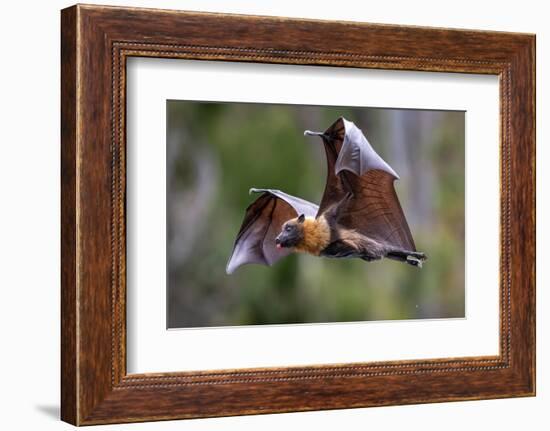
left=61, top=4, right=535, bottom=425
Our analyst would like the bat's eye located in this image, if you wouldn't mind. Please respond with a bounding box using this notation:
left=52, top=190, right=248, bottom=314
left=285, top=225, right=292, bottom=232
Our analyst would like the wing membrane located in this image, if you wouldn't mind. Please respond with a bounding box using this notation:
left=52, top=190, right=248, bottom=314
left=226, top=189, right=318, bottom=274
left=338, top=170, right=416, bottom=251
left=309, top=117, right=415, bottom=251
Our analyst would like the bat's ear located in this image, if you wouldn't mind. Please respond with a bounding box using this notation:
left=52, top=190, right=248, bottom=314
left=297, top=214, right=305, bottom=223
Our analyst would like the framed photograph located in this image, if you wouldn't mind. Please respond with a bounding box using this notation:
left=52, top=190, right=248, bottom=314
left=61, top=4, right=535, bottom=425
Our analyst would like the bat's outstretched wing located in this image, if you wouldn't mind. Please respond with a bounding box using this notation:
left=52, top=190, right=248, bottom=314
left=307, top=117, right=415, bottom=251
left=226, top=189, right=319, bottom=274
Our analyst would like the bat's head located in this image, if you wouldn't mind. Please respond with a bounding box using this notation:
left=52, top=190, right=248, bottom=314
left=275, top=214, right=305, bottom=249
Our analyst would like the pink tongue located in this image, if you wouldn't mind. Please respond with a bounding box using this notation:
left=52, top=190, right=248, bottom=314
left=276, top=243, right=282, bottom=249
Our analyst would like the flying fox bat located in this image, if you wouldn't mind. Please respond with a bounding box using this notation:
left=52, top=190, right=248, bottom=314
left=226, top=117, right=427, bottom=274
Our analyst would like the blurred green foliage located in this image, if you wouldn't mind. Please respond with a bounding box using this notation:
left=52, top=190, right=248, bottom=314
left=167, top=101, right=465, bottom=328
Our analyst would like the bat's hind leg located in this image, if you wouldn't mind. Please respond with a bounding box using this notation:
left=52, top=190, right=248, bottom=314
left=386, top=249, right=427, bottom=268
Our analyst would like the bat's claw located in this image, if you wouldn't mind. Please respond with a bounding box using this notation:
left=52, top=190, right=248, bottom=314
left=304, top=130, right=327, bottom=138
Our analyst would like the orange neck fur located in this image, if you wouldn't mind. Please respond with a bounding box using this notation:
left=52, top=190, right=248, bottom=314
left=295, top=216, right=331, bottom=256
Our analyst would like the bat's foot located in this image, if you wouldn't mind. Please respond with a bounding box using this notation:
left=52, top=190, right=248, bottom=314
left=386, top=250, right=427, bottom=267
left=406, top=255, right=424, bottom=268
left=406, top=252, right=427, bottom=268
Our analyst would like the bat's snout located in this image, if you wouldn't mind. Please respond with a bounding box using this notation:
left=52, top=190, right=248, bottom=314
left=275, top=237, right=282, bottom=249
